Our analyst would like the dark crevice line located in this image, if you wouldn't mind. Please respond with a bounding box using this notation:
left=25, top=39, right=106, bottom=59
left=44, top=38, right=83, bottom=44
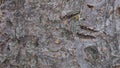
left=76, top=33, right=96, bottom=39
left=80, top=25, right=99, bottom=32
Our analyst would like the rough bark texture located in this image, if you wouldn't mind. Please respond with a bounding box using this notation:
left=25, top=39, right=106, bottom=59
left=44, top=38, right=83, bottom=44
left=0, top=0, right=120, bottom=68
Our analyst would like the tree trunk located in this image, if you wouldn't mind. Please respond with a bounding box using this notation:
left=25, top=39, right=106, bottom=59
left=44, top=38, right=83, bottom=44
left=0, top=0, right=120, bottom=68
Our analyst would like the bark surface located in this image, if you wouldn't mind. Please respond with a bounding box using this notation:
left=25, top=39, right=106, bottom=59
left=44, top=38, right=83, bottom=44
left=0, top=0, right=120, bottom=68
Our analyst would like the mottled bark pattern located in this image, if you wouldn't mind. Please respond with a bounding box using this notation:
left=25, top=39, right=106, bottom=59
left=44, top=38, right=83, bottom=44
left=0, top=0, right=120, bottom=68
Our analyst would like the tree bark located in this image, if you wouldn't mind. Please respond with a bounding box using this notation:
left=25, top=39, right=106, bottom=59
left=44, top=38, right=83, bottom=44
left=0, top=0, right=120, bottom=68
